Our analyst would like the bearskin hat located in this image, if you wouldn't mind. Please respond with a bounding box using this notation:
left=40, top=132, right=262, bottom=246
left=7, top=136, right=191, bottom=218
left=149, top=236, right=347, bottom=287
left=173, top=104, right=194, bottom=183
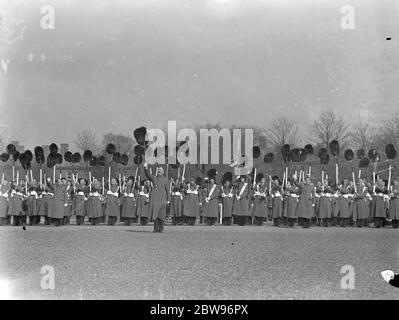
left=329, top=140, right=340, bottom=157
left=46, top=153, right=56, bottom=168
left=120, top=154, right=129, bottom=166
left=6, top=144, right=16, bottom=155
left=73, top=152, right=81, bottom=163
left=255, top=173, right=265, bottom=183
left=344, top=149, right=354, bottom=161
left=112, top=152, right=121, bottom=164
left=252, top=146, right=261, bottom=159
left=83, top=150, right=92, bottom=162
left=106, top=143, right=116, bottom=155
left=357, top=149, right=365, bottom=159
left=298, top=148, right=307, bottom=162
left=291, top=148, right=300, bottom=162
left=318, top=147, right=327, bottom=158
left=89, top=156, right=98, bottom=167
left=368, top=149, right=378, bottom=162
left=133, top=127, right=147, bottom=145
left=34, top=146, right=44, bottom=157
left=222, top=172, right=233, bottom=184
left=318, top=148, right=329, bottom=165
left=207, top=168, right=217, bottom=180
left=25, top=150, right=33, bottom=162
left=359, top=157, right=370, bottom=168
left=64, top=151, right=73, bottom=163
left=49, top=143, right=58, bottom=155
left=134, top=145, right=145, bottom=156
left=169, top=162, right=180, bottom=169
left=98, top=155, right=106, bottom=166
left=0, top=153, right=9, bottom=162
left=34, top=147, right=45, bottom=164
left=263, top=152, right=274, bottom=163
left=304, top=144, right=314, bottom=155
left=385, top=144, right=397, bottom=160
left=133, top=154, right=143, bottom=165
left=13, top=151, right=20, bottom=162
left=56, top=153, right=63, bottom=165
left=19, top=152, right=30, bottom=170
left=195, top=177, right=203, bottom=186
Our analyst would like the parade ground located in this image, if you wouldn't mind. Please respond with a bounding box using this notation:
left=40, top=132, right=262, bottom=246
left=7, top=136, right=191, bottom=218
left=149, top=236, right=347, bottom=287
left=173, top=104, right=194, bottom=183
left=1, top=223, right=399, bottom=300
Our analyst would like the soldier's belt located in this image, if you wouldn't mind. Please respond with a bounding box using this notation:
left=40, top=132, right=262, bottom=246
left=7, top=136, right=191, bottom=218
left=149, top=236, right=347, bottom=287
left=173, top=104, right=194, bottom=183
left=139, top=192, right=149, bottom=198
left=107, top=190, right=118, bottom=197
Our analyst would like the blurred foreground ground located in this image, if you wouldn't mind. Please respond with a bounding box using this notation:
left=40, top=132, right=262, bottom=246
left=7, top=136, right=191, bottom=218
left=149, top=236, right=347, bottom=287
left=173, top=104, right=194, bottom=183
left=1, top=222, right=399, bottom=299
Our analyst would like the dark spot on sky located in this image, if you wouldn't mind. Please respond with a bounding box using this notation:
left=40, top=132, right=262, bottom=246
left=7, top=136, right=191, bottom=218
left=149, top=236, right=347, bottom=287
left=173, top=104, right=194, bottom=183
left=386, top=37, right=392, bottom=40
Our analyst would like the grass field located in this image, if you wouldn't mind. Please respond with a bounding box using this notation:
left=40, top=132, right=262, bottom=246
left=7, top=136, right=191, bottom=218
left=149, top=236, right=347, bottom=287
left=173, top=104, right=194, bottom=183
left=1, top=222, right=399, bottom=300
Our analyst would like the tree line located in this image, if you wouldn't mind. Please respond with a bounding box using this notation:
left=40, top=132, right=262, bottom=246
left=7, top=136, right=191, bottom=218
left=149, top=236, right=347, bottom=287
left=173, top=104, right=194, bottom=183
left=73, top=110, right=399, bottom=164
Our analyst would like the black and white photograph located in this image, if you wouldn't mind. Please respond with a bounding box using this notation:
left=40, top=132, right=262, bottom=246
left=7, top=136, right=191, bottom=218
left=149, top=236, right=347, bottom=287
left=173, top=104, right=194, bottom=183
left=0, top=0, right=399, bottom=306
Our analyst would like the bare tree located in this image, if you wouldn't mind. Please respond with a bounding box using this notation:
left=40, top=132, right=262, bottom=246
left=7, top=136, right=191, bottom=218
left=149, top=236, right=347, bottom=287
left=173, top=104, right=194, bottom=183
left=349, top=120, right=380, bottom=151
left=380, top=112, right=399, bottom=148
left=265, top=116, right=301, bottom=149
left=311, top=110, right=350, bottom=146
left=74, top=129, right=100, bottom=154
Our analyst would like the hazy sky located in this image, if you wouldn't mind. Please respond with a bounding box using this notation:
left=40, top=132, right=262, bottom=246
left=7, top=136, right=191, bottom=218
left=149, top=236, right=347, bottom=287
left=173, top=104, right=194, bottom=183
left=1, top=0, right=398, bottom=149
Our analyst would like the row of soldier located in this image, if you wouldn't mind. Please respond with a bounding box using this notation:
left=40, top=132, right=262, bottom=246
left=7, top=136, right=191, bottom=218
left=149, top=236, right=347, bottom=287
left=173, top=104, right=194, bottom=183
left=0, top=166, right=398, bottom=229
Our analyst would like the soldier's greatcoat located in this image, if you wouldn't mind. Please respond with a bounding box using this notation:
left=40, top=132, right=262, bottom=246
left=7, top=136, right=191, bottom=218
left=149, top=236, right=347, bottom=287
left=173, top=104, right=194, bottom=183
left=47, top=182, right=67, bottom=219
left=144, top=168, right=169, bottom=221
left=204, top=182, right=220, bottom=218
left=389, top=186, right=399, bottom=220
left=295, top=181, right=315, bottom=219
left=220, top=185, right=234, bottom=218
left=283, top=186, right=299, bottom=219
left=233, top=181, right=250, bottom=217
left=121, top=185, right=137, bottom=219
left=104, top=184, right=120, bottom=217
left=136, top=185, right=151, bottom=218
left=171, top=184, right=183, bottom=218
left=183, top=182, right=201, bottom=218
left=253, top=184, right=267, bottom=219
left=0, top=184, right=9, bottom=218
